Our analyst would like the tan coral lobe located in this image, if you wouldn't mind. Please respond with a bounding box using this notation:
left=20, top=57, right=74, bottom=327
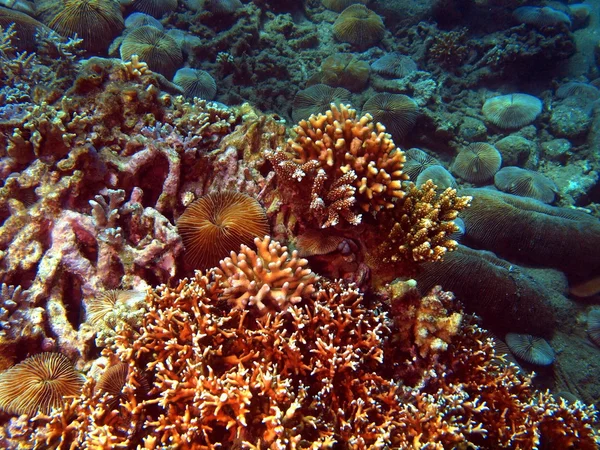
left=177, top=191, right=270, bottom=269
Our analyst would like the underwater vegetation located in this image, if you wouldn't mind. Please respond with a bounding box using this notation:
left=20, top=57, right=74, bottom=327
left=0, top=0, right=600, bottom=447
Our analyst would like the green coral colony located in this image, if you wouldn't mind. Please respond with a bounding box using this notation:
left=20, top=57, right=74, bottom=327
left=1, top=0, right=600, bottom=448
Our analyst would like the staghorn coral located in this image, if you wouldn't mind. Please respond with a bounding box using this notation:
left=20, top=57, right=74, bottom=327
left=0, top=284, right=43, bottom=344
left=0, top=25, right=82, bottom=107
left=19, top=243, right=600, bottom=449
left=269, top=103, right=407, bottom=228
left=0, top=8, right=49, bottom=51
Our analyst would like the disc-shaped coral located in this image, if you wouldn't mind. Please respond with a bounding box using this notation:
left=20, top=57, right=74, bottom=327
left=371, top=52, right=417, bottom=78
left=310, top=53, right=370, bottom=93
left=0, top=6, right=50, bottom=51
left=36, top=0, right=124, bottom=52
left=292, top=84, right=351, bottom=122
left=416, top=165, right=457, bottom=191
left=96, top=362, right=129, bottom=396
left=556, top=82, right=600, bottom=100
left=322, top=0, right=367, bottom=12
left=86, top=290, right=143, bottom=326
left=452, top=143, right=502, bottom=184
left=403, top=148, right=438, bottom=181
left=333, top=4, right=385, bottom=49
left=0, top=353, right=84, bottom=416
left=361, top=93, right=419, bottom=141
left=482, top=94, right=543, bottom=129
left=129, top=0, right=177, bottom=18
left=173, top=68, right=217, bottom=100
left=505, top=333, right=555, bottom=366
left=494, top=166, right=557, bottom=204
left=588, top=309, right=600, bottom=347
left=120, top=25, right=183, bottom=79
left=177, top=192, right=270, bottom=270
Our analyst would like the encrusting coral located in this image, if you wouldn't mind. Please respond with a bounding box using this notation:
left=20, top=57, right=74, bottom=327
left=16, top=237, right=599, bottom=449
left=268, top=103, right=407, bottom=228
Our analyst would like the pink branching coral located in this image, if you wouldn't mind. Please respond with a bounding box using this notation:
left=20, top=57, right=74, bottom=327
left=268, top=103, right=407, bottom=228
left=216, top=236, right=319, bottom=313
left=16, top=237, right=599, bottom=449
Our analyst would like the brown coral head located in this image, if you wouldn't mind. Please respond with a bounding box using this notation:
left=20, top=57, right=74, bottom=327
left=38, top=0, right=124, bottom=52
left=0, top=353, right=84, bottom=416
left=177, top=192, right=270, bottom=270
left=333, top=4, right=385, bottom=49
left=120, top=25, right=183, bottom=79
left=361, top=93, right=419, bottom=141
left=452, top=142, right=502, bottom=184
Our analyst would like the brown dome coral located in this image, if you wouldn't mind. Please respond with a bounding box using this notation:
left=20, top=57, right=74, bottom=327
left=177, top=192, right=270, bottom=270
left=362, top=93, right=419, bottom=141
left=120, top=25, right=183, bottom=79
left=308, top=53, right=370, bottom=93
left=269, top=104, right=407, bottom=228
left=333, top=4, right=385, bottom=49
left=36, top=0, right=124, bottom=52
left=452, top=142, right=502, bottom=184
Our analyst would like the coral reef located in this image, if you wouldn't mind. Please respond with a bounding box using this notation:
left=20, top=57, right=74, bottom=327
left=13, top=241, right=598, bottom=448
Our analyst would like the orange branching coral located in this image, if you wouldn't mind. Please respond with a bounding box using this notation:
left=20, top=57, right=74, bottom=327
left=376, top=179, right=471, bottom=265
left=269, top=104, right=407, bottom=228
left=215, top=236, right=319, bottom=313
left=18, top=239, right=600, bottom=449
